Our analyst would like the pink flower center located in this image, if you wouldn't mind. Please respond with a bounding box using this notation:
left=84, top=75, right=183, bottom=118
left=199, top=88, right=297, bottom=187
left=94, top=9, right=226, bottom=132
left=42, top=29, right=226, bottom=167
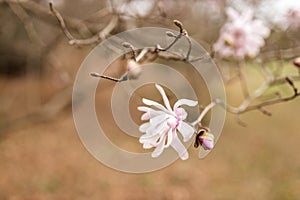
left=167, top=116, right=179, bottom=130
left=127, top=64, right=136, bottom=71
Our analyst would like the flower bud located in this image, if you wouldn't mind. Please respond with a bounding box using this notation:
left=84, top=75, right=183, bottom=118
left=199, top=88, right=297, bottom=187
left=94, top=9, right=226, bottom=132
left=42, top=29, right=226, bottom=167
left=194, top=129, right=214, bottom=150
left=293, top=57, right=300, bottom=68
left=127, top=60, right=142, bottom=79
left=173, top=20, right=183, bottom=29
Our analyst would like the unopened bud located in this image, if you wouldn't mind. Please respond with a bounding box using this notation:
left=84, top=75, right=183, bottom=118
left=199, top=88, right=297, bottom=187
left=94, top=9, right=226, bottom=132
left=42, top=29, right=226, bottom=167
left=122, top=42, right=133, bottom=48
left=173, top=20, right=183, bottom=29
left=293, top=57, right=300, bottom=68
left=127, top=60, right=142, bottom=79
left=194, top=129, right=214, bottom=150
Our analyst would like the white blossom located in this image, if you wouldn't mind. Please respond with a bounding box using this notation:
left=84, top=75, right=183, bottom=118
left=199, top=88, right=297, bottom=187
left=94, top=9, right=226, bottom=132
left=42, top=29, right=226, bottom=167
left=138, top=84, right=198, bottom=160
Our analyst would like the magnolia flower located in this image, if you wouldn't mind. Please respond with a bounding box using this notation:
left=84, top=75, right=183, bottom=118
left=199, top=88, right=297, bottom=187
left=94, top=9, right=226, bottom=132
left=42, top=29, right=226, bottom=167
left=213, top=7, right=270, bottom=60
left=194, top=129, right=215, bottom=150
left=259, top=0, right=300, bottom=31
left=138, top=84, right=198, bottom=160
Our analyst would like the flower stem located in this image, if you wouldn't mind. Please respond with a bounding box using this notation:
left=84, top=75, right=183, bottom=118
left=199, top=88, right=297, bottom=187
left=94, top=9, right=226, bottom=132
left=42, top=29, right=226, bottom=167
left=191, top=101, right=217, bottom=126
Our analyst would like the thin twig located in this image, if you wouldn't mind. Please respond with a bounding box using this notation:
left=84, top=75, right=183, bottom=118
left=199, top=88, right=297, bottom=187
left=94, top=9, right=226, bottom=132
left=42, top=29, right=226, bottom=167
left=122, top=42, right=137, bottom=61
left=183, top=30, right=192, bottom=61
left=90, top=72, right=120, bottom=82
left=49, top=2, right=118, bottom=46
left=49, top=2, right=75, bottom=41
left=191, top=101, right=217, bottom=126
left=258, top=46, right=300, bottom=61
left=7, top=1, right=44, bottom=47
left=216, top=75, right=300, bottom=115
left=237, top=61, right=250, bottom=98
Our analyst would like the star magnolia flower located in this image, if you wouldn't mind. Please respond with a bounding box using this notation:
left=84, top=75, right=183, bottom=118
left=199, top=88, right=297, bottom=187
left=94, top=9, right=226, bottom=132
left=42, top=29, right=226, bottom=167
left=213, top=7, right=270, bottom=60
left=138, top=84, right=198, bottom=160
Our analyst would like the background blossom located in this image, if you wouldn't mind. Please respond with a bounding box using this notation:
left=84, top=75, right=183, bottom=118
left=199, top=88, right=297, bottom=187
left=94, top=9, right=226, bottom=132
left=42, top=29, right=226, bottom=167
left=213, top=7, right=270, bottom=60
left=258, top=0, right=300, bottom=31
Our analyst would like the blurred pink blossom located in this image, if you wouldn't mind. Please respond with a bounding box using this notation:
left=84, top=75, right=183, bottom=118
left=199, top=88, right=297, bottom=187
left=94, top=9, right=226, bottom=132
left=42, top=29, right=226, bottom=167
left=280, top=7, right=300, bottom=30
left=213, top=7, right=270, bottom=60
left=259, top=0, right=300, bottom=31
left=138, top=84, right=198, bottom=160
left=110, top=0, right=155, bottom=18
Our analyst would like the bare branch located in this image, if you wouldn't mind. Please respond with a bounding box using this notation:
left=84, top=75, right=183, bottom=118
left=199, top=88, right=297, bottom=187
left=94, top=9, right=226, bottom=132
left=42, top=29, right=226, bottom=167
left=49, top=2, right=74, bottom=41
left=90, top=72, right=120, bottom=82
left=7, top=1, right=44, bottom=47
left=258, top=46, right=300, bottom=61
left=49, top=2, right=119, bottom=46
left=122, top=42, right=137, bottom=61
left=237, top=61, right=250, bottom=98
left=217, top=75, right=300, bottom=115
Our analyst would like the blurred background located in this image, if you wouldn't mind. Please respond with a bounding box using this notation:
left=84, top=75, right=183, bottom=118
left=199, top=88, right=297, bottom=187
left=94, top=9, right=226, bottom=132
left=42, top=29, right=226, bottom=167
left=0, top=0, right=300, bottom=199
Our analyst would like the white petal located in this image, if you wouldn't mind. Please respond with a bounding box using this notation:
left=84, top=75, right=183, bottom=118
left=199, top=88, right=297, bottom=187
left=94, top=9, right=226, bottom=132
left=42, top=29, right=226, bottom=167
left=141, top=124, right=166, bottom=141
left=171, top=134, right=189, bottom=160
left=155, top=84, right=172, bottom=111
left=151, top=134, right=167, bottom=158
left=165, top=128, right=173, bottom=148
left=149, top=113, right=168, bottom=125
left=140, top=133, right=160, bottom=146
left=177, top=122, right=195, bottom=142
left=138, top=106, right=167, bottom=121
left=146, top=121, right=168, bottom=138
left=141, top=112, right=150, bottom=120
left=173, top=99, right=198, bottom=110
left=143, top=114, right=168, bottom=138
left=137, top=106, right=151, bottom=112
left=142, top=98, right=171, bottom=114
left=139, top=123, right=150, bottom=132
left=143, top=142, right=155, bottom=149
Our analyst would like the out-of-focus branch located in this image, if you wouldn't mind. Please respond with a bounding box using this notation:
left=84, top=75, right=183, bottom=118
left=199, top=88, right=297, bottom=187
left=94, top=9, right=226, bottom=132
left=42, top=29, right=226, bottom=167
left=258, top=46, right=300, bottom=61
left=6, top=1, right=44, bottom=47
left=49, top=2, right=74, bottom=42
left=49, top=2, right=119, bottom=46
left=0, top=85, right=72, bottom=132
left=237, top=61, right=250, bottom=98
left=217, top=75, right=300, bottom=115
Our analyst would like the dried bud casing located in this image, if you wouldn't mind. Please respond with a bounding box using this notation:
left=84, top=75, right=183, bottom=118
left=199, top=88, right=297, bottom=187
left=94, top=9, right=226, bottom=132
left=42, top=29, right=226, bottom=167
left=166, top=31, right=176, bottom=38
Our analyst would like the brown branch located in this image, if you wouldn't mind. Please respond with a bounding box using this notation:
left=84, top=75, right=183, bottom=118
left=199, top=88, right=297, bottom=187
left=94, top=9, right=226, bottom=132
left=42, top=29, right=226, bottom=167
left=49, top=2, right=74, bottom=41
left=0, top=85, right=72, bottom=132
left=258, top=46, right=300, bottom=61
left=237, top=61, right=250, bottom=98
left=90, top=72, right=120, bottom=82
left=7, top=1, right=44, bottom=47
left=217, top=75, right=300, bottom=115
left=49, top=2, right=119, bottom=46
left=244, top=91, right=299, bottom=113
left=19, top=0, right=95, bottom=35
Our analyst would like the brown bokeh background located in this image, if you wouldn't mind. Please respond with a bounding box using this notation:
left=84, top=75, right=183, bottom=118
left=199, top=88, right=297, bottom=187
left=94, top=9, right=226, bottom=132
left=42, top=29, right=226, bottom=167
left=1, top=1, right=300, bottom=199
